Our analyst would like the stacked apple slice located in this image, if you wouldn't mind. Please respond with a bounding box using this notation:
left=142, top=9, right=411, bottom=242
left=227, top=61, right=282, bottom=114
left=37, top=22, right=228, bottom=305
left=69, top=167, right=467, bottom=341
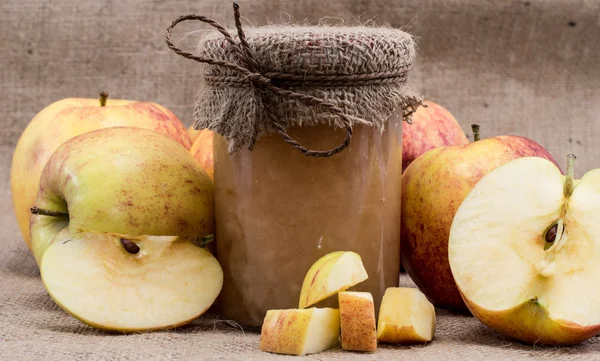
left=260, top=251, right=437, bottom=356
left=260, top=251, right=367, bottom=356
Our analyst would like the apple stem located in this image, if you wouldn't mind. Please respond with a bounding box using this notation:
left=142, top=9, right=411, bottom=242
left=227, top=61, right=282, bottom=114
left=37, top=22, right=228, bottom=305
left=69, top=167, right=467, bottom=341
left=471, top=124, right=480, bottom=142
left=200, top=234, right=215, bottom=247
left=30, top=207, right=69, bottom=218
left=564, top=154, right=576, bottom=197
left=99, top=91, right=108, bottom=107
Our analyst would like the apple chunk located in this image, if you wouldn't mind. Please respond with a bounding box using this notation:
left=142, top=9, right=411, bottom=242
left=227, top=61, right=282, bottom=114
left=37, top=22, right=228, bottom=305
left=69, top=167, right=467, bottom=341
left=377, top=287, right=436, bottom=344
left=299, top=251, right=368, bottom=309
left=449, top=155, right=600, bottom=345
left=40, top=231, right=223, bottom=332
left=339, top=292, right=377, bottom=352
left=260, top=308, right=340, bottom=356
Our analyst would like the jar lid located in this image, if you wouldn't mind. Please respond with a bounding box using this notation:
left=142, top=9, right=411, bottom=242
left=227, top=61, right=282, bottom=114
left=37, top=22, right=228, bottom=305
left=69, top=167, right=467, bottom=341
left=167, top=3, right=421, bottom=156
left=200, top=26, right=416, bottom=82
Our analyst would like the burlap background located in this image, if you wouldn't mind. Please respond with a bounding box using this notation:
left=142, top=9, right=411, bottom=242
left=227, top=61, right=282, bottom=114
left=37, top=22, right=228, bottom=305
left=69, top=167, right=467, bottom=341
left=2, top=0, right=599, bottom=359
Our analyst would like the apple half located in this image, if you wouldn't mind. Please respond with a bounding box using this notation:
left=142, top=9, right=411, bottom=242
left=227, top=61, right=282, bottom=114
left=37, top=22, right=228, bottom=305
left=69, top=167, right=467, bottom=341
left=41, top=231, right=223, bottom=332
left=299, top=251, right=368, bottom=309
left=449, top=155, right=600, bottom=345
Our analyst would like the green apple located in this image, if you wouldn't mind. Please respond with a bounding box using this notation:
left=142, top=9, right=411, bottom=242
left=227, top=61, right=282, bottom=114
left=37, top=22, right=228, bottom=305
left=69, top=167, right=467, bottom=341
left=449, top=155, right=600, bottom=345
left=401, top=125, right=560, bottom=311
left=30, top=127, right=222, bottom=332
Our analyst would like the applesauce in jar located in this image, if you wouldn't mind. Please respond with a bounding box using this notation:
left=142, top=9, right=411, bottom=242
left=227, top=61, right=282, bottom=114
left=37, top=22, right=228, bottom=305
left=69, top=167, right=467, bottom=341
left=214, top=111, right=403, bottom=328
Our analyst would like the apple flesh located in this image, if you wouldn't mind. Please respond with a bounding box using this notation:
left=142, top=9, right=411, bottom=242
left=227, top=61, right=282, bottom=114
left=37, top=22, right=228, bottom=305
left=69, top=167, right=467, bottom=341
left=401, top=126, right=560, bottom=311
left=11, top=93, right=191, bottom=250
left=41, top=232, right=223, bottom=332
left=449, top=155, right=600, bottom=345
left=402, top=101, right=468, bottom=172
left=339, top=292, right=377, bottom=352
left=260, top=308, right=340, bottom=356
left=377, top=287, right=436, bottom=344
left=299, top=251, right=368, bottom=309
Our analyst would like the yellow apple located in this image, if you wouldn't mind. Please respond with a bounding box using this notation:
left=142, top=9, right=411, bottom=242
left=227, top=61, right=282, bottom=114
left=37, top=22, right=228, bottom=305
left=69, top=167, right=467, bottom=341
left=299, top=251, right=368, bottom=309
left=30, top=126, right=213, bottom=264
left=449, top=155, right=600, bottom=345
left=401, top=125, right=560, bottom=311
left=29, top=127, right=218, bottom=331
left=260, top=308, right=340, bottom=356
left=339, top=291, right=377, bottom=352
left=190, top=129, right=214, bottom=181
left=377, top=287, right=436, bottom=344
left=11, top=93, right=192, bottom=250
left=402, top=101, right=468, bottom=172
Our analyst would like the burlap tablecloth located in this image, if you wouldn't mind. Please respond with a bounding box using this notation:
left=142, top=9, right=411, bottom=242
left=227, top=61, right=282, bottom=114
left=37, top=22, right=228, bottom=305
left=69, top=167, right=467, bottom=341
left=2, top=0, right=599, bottom=359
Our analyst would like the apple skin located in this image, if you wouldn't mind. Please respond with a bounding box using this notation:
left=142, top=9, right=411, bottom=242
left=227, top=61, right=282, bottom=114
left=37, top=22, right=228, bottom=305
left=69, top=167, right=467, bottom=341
left=188, top=125, right=202, bottom=143
left=11, top=97, right=192, bottom=250
left=401, top=135, right=560, bottom=311
left=30, top=126, right=213, bottom=264
left=402, top=101, right=468, bottom=172
left=462, top=291, right=600, bottom=346
left=190, top=129, right=214, bottom=181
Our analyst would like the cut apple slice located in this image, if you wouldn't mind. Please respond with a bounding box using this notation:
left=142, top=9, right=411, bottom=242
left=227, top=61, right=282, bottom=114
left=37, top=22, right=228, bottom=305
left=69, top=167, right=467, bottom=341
left=40, top=231, right=223, bottom=332
left=377, top=287, right=436, bottom=344
left=299, top=251, right=368, bottom=309
left=339, top=292, right=377, bottom=352
left=449, top=155, right=600, bottom=345
left=260, top=308, right=340, bottom=356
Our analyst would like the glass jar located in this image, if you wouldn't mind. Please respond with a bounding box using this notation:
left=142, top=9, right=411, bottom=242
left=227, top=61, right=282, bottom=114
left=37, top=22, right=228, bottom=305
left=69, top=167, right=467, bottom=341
left=213, top=111, right=403, bottom=328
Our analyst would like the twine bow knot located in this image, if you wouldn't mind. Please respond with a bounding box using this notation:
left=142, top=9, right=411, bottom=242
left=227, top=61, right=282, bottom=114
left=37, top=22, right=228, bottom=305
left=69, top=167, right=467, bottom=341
left=165, top=2, right=416, bottom=157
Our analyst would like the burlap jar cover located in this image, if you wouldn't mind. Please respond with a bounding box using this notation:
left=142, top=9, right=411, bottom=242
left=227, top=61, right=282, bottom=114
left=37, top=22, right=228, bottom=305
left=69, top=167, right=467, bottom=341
left=166, top=2, right=422, bottom=157
left=166, top=2, right=422, bottom=328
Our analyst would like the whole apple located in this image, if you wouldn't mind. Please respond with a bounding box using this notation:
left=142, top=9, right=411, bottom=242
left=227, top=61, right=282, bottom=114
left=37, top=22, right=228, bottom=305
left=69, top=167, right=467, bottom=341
left=11, top=93, right=192, bottom=249
left=30, top=127, right=220, bottom=332
left=188, top=125, right=202, bottom=143
left=402, top=101, right=468, bottom=172
left=401, top=125, right=560, bottom=311
left=190, top=129, right=214, bottom=181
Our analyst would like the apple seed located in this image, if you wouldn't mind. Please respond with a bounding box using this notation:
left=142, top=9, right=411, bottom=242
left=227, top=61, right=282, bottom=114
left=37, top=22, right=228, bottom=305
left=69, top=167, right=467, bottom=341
left=545, top=223, right=558, bottom=244
left=120, top=238, right=140, bottom=254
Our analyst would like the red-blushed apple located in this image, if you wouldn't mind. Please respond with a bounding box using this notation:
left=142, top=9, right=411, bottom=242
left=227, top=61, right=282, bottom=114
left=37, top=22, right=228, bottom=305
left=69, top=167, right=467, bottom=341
left=401, top=125, right=560, bottom=311
left=30, top=127, right=219, bottom=331
left=188, top=125, right=201, bottom=143
left=11, top=93, right=192, bottom=249
left=402, top=101, right=468, bottom=172
left=449, top=155, right=600, bottom=345
left=190, top=129, right=214, bottom=181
